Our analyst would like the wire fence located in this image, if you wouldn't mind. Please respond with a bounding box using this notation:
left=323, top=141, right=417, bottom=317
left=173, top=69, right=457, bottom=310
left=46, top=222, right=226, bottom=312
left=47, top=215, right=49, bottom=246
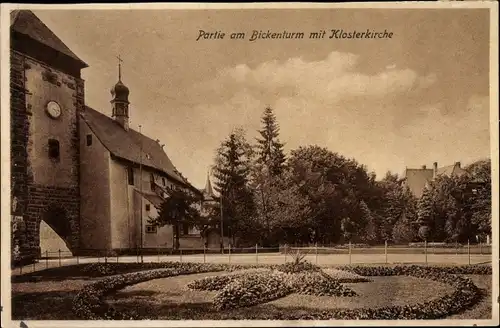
left=12, top=241, right=492, bottom=276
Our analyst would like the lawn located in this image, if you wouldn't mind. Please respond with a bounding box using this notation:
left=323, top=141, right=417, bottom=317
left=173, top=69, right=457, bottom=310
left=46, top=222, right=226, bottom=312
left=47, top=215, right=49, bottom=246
left=12, top=279, right=94, bottom=320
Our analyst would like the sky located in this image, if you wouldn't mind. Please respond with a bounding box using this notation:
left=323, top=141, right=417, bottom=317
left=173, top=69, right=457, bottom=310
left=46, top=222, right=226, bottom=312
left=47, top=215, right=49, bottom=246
left=32, top=8, right=491, bottom=189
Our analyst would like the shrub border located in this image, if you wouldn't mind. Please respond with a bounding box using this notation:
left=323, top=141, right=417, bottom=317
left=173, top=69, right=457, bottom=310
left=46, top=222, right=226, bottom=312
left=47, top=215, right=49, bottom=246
left=72, top=262, right=490, bottom=320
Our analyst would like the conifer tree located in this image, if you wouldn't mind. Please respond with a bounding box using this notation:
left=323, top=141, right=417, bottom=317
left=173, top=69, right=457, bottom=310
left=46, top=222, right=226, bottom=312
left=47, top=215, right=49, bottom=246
left=255, top=106, right=286, bottom=176
left=212, top=129, right=257, bottom=244
left=417, top=185, right=434, bottom=240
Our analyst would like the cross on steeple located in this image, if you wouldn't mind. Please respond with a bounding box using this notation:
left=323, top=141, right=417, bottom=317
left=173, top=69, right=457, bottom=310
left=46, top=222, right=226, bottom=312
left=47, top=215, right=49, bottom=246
left=116, top=55, right=123, bottom=81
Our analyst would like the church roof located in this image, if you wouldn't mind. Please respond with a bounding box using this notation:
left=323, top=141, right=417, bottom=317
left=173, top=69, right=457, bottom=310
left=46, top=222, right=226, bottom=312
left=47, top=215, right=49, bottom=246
left=80, top=106, right=200, bottom=194
left=10, top=10, right=88, bottom=68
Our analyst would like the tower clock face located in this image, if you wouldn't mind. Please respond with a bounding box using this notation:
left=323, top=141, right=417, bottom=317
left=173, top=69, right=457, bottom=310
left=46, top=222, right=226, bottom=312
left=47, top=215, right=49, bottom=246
left=46, top=101, right=62, bottom=119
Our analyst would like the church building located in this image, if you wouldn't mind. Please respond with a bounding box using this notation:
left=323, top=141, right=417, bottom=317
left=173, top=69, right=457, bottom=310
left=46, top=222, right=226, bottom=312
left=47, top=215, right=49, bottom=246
left=10, top=10, right=216, bottom=262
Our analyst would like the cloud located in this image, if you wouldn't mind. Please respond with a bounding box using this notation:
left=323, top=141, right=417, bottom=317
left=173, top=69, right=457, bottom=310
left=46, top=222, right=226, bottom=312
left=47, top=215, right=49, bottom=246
left=396, top=95, right=490, bottom=168
left=197, top=52, right=437, bottom=104
left=178, top=53, right=488, bottom=185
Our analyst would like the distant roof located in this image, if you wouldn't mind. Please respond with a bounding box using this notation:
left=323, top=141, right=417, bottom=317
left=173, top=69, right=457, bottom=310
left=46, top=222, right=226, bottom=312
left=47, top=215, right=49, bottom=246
left=80, top=106, right=199, bottom=193
left=403, top=168, right=434, bottom=198
left=436, top=164, right=466, bottom=177
left=10, top=10, right=88, bottom=68
left=403, top=162, right=467, bottom=197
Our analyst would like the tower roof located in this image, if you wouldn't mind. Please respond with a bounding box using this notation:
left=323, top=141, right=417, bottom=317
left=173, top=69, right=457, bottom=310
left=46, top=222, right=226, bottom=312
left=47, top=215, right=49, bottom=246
left=111, top=80, right=130, bottom=103
left=10, top=10, right=88, bottom=68
left=202, top=171, right=216, bottom=200
left=111, top=55, right=130, bottom=103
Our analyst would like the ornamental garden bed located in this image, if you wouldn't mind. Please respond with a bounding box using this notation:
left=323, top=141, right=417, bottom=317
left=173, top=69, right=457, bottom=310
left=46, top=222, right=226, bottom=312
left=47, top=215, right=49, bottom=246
left=11, top=262, right=492, bottom=320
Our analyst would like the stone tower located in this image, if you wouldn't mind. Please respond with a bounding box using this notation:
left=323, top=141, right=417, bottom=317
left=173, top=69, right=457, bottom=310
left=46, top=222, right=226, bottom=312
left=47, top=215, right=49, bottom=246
left=10, top=10, right=88, bottom=263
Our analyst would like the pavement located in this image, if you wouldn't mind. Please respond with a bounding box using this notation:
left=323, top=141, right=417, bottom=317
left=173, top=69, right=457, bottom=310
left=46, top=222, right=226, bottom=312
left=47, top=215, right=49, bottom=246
left=11, top=252, right=493, bottom=276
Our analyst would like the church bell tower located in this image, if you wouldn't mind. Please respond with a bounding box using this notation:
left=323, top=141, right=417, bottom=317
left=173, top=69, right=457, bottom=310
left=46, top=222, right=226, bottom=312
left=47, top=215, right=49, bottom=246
left=111, top=56, right=130, bottom=130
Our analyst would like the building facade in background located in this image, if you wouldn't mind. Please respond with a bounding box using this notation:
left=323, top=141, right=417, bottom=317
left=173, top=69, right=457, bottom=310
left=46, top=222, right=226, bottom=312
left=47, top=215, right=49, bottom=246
left=402, top=161, right=466, bottom=198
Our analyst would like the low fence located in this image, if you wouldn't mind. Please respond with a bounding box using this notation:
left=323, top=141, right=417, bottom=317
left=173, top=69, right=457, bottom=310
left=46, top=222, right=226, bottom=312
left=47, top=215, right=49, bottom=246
left=11, top=241, right=492, bottom=276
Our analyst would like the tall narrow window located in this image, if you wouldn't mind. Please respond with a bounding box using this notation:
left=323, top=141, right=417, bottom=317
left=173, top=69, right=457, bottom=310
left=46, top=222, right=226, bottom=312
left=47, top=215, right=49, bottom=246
left=162, top=177, right=166, bottom=186
left=48, top=139, right=60, bottom=161
left=150, top=173, right=155, bottom=191
left=86, top=134, right=92, bottom=146
left=127, top=166, right=134, bottom=185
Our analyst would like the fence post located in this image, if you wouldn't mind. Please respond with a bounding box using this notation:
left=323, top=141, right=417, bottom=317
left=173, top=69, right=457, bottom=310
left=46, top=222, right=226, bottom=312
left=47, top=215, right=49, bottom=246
left=348, top=241, right=352, bottom=265
left=32, top=259, right=36, bottom=272
left=315, top=243, right=318, bottom=265
left=45, top=250, right=49, bottom=269
left=76, top=253, right=79, bottom=265
left=256, top=244, right=258, bottom=265
left=424, top=240, right=428, bottom=265
left=116, top=252, right=119, bottom=263
left=58, top=249, right=61, bottom=267
left=468, top=239, right=471, bottom=265
left=385, top=240, right=388, bottom=264
left=104, top=250, right=108, bottom=264
left=229, top=244, right=232, bottom=264
left=455, top=241, right=458, bottom=256
left=180, top=248, right=183, bottom=263
left=157, top=248, right=160, bottom=262
left=479, top=241, right=482, bottom=255
left=203, top=245, right=206, bottom=264
left=284, top=244, right=287, bottom=264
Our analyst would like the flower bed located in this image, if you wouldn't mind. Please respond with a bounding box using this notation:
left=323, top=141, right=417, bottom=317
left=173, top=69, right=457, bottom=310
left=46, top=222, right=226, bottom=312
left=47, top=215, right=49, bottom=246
left=213, top=271, right=292, bottom=310
left=196, top=269, right=356, bottom=310
left=282, top=265, right=484, bottom=320
left=73, top=262, right=489, bottom=320
left=286, top=272, right=356, bottom=297
left=321, top=268, right=372, bottom=283
left=274, top=261, right=320, bottom=274
left=338, top=264, right=492, bottom=276
left=187, top=268, right=270, bottom=291
left=73, top=262, right=227, bottom=319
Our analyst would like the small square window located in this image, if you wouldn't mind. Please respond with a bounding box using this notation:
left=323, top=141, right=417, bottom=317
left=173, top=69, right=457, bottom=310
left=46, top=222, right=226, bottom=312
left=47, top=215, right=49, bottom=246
left=145, top=204, right=151, bottom=211
left=48, top=139, right=60, bottom=161
left=86, top=134, right=92, bottom=146
left=146, top=225, right=157, bottom=234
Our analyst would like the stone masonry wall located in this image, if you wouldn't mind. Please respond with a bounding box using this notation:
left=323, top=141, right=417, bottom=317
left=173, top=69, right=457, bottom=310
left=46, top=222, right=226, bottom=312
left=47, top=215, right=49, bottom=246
left=10, top=50, right=84, bottom=261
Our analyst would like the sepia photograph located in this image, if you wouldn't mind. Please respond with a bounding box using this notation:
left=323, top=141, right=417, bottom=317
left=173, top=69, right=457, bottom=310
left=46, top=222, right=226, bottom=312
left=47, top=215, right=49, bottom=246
left=1, top=2, right=498, bottom=327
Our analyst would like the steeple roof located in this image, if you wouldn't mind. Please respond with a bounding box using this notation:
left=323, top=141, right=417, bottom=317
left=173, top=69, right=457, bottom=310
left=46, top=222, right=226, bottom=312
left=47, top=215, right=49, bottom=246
left=10, top=10, right=88, bottom=68
left=202, top=171, right=216, bottom=200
